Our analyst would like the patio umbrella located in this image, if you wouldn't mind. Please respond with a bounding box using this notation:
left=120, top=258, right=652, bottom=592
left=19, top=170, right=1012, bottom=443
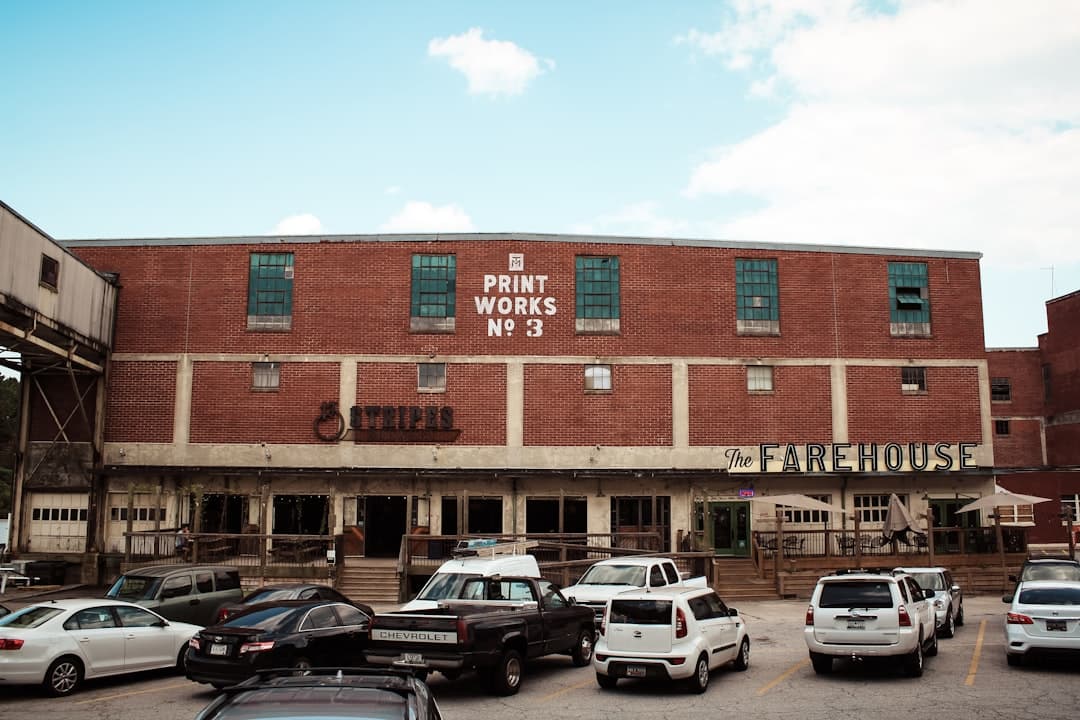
left=749, top=493, right=848, bottom=514
left=882, top=493, right=919, bottom=543
left=955, top=486, right=1052, bottom=514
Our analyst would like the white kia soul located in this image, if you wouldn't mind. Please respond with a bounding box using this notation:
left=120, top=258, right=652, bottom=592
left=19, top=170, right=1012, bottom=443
left=593, top=585, right=750, bottom=693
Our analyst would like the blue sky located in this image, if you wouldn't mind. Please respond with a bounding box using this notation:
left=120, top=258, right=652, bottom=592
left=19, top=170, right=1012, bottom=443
left=2, top=1, right=1078, bottom=348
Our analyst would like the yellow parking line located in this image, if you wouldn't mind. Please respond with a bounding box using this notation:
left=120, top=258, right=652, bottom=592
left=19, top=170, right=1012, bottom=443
left=74, top=680, right=192, bottom=704
left=965, top=619, right=987, bottom=686
left=757, top=659, right=809, bottom=696
left=537, top=676, right=597, bottom=702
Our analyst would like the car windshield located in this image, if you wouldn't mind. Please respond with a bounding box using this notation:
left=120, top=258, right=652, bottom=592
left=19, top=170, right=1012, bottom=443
left=576, top=565, right=646, bottom=586
left=216, top=687, right=409, bottom=720
left=819, top=581, right=894, bottom=609
left=415, top=572, right=478, bottom=601
left=610, top=599, right=673, bottom=625
left=1018, top=587, right=1080, bottom=605
left=1020, top=564, right=1080, bottom=582
left=245, top=588, right=297, bottom=603
left=0, top=605, right=63, bottom=628
left=224, top=605, right=297, bottom=630
left=908, top=573, right=946, bottom=591
left=106, top=575, right=161, bottom=600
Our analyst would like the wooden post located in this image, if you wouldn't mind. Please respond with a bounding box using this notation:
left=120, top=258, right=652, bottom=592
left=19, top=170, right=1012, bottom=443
left=926, top=507, right=936, bottom=567
left=259, top=481, right=269, bottom=584
left=854, top=512, right=862, bottom=569
left=774, top=508, right=784, bottom=595
left=995, top=511, right=1007, bottom=591
left=124, top=484, right=135, bottom=564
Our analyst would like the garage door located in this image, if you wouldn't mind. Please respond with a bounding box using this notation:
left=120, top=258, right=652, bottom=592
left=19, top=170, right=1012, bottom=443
left=28, top=492, right=89, bottom=552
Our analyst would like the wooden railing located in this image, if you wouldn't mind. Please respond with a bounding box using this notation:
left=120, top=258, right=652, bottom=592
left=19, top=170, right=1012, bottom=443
left=122, top=530, right=333, bottom=571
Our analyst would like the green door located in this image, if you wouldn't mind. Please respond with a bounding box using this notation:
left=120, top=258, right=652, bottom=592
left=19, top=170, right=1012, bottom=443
left=930, top=499, right=981, bottom=553
left=709, top=501, right=751, bottom=557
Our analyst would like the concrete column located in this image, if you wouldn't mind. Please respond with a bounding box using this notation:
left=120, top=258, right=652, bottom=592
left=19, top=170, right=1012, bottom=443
left=340, top=360, right=357, bottom=427
left=173, top=354, right=194, bottom=444
left=672, top=361, right=689, bottom=448
left=506, top=360, right=524, bottom=447
left=976, top=360, right=995, bottom=466
left=831, top=362, right=849, bottom=443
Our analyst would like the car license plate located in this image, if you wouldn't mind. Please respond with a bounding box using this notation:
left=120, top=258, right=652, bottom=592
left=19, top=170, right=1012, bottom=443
left=846, top=621, right=864, bottom=629
left=1046, top=619, right=1067, bottom=632
left=401, top=653, right=424, bottom=665
left=210, top=644, right=228, bottom=656
left=626, top=665, right=646, bottom=678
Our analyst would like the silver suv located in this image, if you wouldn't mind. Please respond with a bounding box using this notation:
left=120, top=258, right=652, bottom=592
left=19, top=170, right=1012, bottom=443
left=804, top=570, right=938, bottom=677
left=893, top=566, right=963, bottom=638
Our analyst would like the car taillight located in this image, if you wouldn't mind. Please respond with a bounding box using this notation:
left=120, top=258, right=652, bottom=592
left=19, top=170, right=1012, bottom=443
left=599, top=607, right=608, bottom=636
left=239, top=641, right=275, bottom=654
left=1007, top=612, right=1034, bottom=625
left=189, top=636, right=201, bottom=651
left=217, top=607, right=231, bottom=623
left=897, top=604, right=912, bottom=627
left=457, top=617, right=469, bottom=643
left=0, top=638, right=25, bottom=650
left=805, top=605, right=814, bottom=626
left=675, top=607, right=687, bottom=639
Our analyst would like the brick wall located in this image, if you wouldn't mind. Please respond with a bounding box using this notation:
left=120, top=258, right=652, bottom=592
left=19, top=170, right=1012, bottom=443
left=688, top=365, right=832, bottom=444
left=991, top=418, right=1044, bottom=468
left=846, top=366, right=982, bottom=443
left=1047, top=423, right=1080, bottom=466
left=987, top=349, right=1045, bottom=417
left=523, top=364, right=672, bottom=446
left=105, top=361, right=176, bottom=442
left=1043, top=290, right=1080, bottom=417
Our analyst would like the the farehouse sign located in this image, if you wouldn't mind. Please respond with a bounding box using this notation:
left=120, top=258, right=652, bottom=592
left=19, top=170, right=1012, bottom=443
left=725, top=442, right=981, bottom=474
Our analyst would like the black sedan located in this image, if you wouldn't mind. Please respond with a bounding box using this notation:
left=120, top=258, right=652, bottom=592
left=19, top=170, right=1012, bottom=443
left=215, top=584, right=373, bottom=623
left=186, top=600, right=370, bottom=689
left=195, top=668, right=443, bottom=720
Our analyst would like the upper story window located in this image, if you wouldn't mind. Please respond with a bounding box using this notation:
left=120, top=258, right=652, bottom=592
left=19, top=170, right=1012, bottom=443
left=410, top=254, right=456, bottom=333
left=995, top=419, right=1010, bottom=435
left=247, top=253, right=294, bottom=331
left=991, top=377, right=1012, bottom=402
left=418, top=362, right=446, bottom=393
left=584, top=364, right=612, bottom=392
left=901, top=366, right=927, bottom=393
left=888, top=262, right=930, bottom=337
left=575, top=256, right=620, bottom=334
left=40, top=254, right=59, bottom=291
left=747, top=365, right=774, bottom=393
left=735, top=258, right=779, bottom=335
left=252, top=362, right=281, bottom=390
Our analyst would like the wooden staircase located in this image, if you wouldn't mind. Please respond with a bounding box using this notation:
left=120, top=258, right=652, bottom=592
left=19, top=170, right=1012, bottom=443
left=711, top=558, right=781, bottom=601
left=337, top=558, right=401, bottom=605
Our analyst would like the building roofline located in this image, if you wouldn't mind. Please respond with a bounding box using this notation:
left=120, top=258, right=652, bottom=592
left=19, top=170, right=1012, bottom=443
left=1, top=199, right=121, bottom=285
left=986, top=346, right=1041, bottom=352
left=1047, top=287, right=1080, bottom=306
left=58, top=230, right=984, bottom=260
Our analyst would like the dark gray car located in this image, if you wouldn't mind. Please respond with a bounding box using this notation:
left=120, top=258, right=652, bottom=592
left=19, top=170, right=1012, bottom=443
left=105, top=564, right=243, bottom=625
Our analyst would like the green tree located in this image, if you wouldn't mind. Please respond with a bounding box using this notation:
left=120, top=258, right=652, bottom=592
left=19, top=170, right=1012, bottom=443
left=0, top=375, right=19, bottom=515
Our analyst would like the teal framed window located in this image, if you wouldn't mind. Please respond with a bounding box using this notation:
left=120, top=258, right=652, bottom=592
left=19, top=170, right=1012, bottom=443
left=736, top=258, right=779, bottom=334
left=247, top=253, right=293, bottom=330
left=410, top=254, right=456, bottom=333
left=888, top=262, right=930, bottom=335
left=575, top=256, right=620, bottom=333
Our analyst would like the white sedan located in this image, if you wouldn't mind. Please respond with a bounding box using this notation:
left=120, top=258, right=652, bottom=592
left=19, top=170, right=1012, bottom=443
left=0, top=598, right=201, bottom=696
left=1004, top=580, right=1080, bottom=667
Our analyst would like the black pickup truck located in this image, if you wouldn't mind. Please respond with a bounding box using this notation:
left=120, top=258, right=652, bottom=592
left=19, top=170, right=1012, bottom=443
left=364, top=575, right=595, bottom=695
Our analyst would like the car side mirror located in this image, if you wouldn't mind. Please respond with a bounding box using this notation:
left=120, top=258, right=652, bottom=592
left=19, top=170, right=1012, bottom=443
left=1003, top=594, right=1013, bottom=603
left=924, top=589, right=935, bottom=600
left=1008, top=575, right=1017, bottom=583
left=951, top=585, right=960, bottom=593
left=728, top=607, right=739, bottom=617
left=567, top=597, right=577, bottom=606
left=155, top=619, right=168, bottom=627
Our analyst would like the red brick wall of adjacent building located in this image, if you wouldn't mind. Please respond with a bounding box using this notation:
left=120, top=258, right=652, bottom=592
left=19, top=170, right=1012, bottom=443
left=1043, top=290, right=1080, bottom=416
left=105, top=361, right=176, bottom=443
left=523, top=365, right=672, bottom=446
left=688, top=365, right=832, bottom=444
left=987, top=349, right=1045, bottom=417
left=70, top=241, right=986, bottom=360
left=190, top=362, right=339, bottom=443
left=997, top=470, right=1080, bottom=544
left=356, top=363, right=506, bottom=445
left=846, top=366, right=983, bottom=443
left=1047, top=423, right=1080, bottom=466
left=992, top=418, right=1044, bottom=468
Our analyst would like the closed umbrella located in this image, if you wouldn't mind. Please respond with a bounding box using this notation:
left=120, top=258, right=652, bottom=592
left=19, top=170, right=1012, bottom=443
left=882, top=493, right=919, bottom=543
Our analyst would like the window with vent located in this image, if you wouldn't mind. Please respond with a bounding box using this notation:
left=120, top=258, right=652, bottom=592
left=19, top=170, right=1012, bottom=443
left=252, top=362, right=281, bottom=390
left=995, top=419, right=1010, bottom=435
left=888, top=262, right=930, bottom=336
left=747, top=365, right=774, bottom=392
left=248, top=253, right=294, bottom=330
left=584, top=364, right=612, bottom=392
left=575, top=256, right=620, bottom=334
left=991, top=377, right=1011, bottom=402
left=40, top=254, right=59, bottom=291
left=410, top=255, right=456, bottom=333
left=736, top=258, right=779, bottom=335
left=418, top=363, right=446, bottom=392
left=901, top=366, right=927, bottom=393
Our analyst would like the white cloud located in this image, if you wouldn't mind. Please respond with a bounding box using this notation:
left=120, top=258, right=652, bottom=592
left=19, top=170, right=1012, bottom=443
left=571, top=202, right=692, bottom=238
left=680, top=1, right=1080, bottom=268
left=380, top=201, right=475, bottom=233
left=271, top=213, right=322, bottom=235
left=428, top=28, right=552, bottom=97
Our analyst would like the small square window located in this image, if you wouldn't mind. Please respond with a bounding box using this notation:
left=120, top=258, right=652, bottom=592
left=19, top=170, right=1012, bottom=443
left=584, top=364, right=612, bottom=392
left=40, top=255, right=59, bottom=290
left=995, top=419, right=1010, bottom=435
left=419, top=363, right=446, bottom=393
left=901, top=366, right=927, bottom=393
left=747, top=365, right=774, bottom=392
left=252, top=362, right=281, bottom=390
left=32, top=508, right=41, bottom=521
left=991, top=377, right=1011, bottom=402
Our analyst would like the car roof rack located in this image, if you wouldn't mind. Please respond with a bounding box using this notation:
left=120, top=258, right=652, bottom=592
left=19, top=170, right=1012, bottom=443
left=832, top=567, right=893, bottom=576
left=452, top=539, right=539, bottom=558
left=221, top=667, right=423, bottom=693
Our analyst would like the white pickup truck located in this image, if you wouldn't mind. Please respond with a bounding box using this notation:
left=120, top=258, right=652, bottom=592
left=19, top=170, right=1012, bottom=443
left=561, top=556, right=709, bottom=624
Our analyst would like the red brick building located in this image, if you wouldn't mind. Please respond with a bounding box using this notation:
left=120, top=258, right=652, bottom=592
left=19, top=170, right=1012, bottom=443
left=991, top=289, right=1080, bottom=546
left=15, top=232, right=999, bottom=564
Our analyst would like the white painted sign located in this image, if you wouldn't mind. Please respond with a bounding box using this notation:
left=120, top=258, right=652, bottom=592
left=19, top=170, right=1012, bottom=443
left=474, top=253, right=558, bottom=337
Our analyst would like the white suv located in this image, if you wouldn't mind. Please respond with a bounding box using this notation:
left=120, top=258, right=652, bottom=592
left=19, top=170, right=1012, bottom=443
left=804, top=570, right=938, bottom=677
left=593, top=586, right=750, bottom=693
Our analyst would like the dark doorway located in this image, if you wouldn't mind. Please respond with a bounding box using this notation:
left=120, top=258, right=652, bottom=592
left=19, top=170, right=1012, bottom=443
left=526, top=497, right=588, bottom=534
left=930, top=498, right=981, bottom=553
left=359, top=496, right=408, bottom=557
left=272, top=495, right=328, bottom=535
left=708, top=501, right=750, bottom=557
left=611, top=496, right=671, bottom=551
left=441, top=496, right=458, bottom=535
left=198, top=494, right=247, bottom=533
left=467, top=497, right=503, bottom=534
